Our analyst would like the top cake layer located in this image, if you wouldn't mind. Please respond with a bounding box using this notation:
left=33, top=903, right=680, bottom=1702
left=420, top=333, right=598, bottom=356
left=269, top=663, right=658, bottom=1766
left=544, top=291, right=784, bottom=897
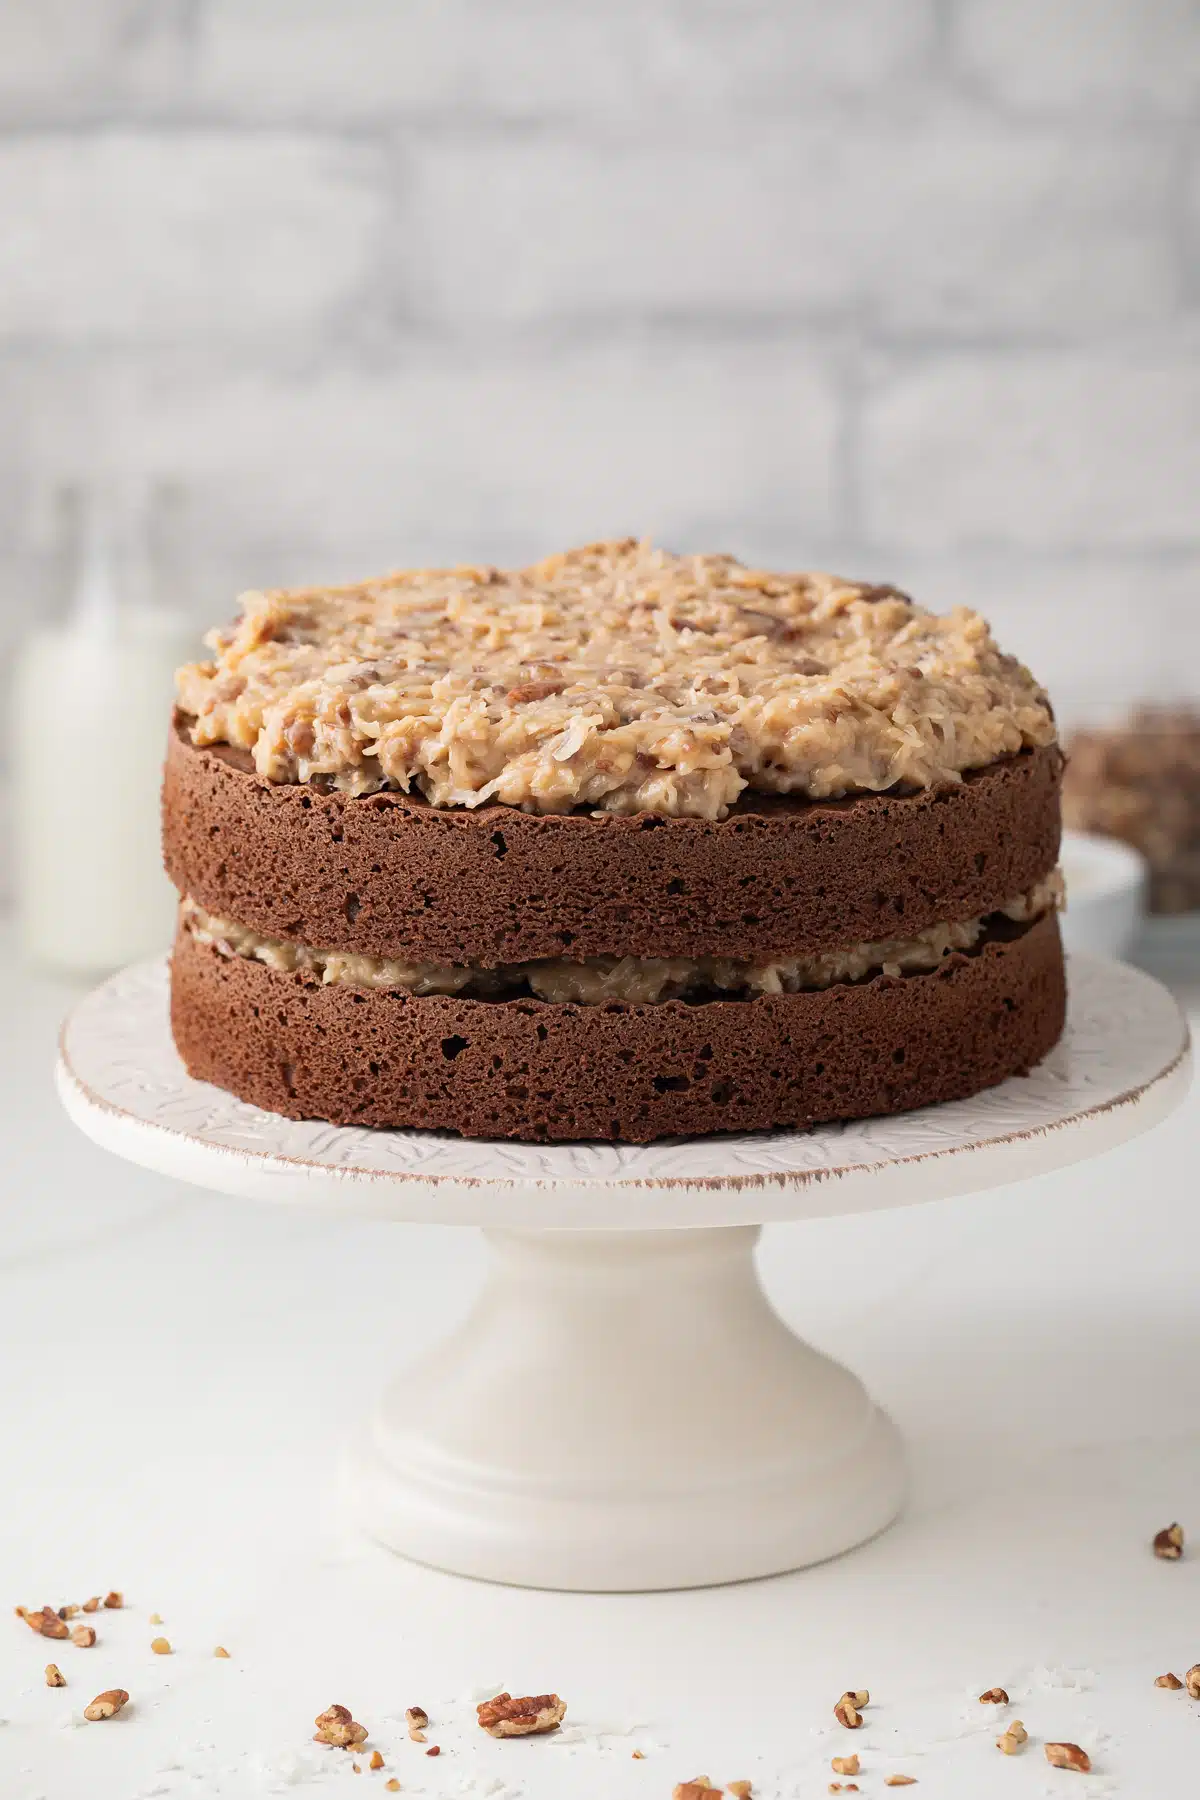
left=177, top=539, right=1056, bottom=819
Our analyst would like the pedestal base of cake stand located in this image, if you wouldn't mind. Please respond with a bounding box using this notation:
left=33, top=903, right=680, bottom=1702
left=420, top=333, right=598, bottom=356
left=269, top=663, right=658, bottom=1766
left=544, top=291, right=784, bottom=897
left=57, top=955, right=1190, bottom=1590
left=346, top=1224, right=904, bottom=1589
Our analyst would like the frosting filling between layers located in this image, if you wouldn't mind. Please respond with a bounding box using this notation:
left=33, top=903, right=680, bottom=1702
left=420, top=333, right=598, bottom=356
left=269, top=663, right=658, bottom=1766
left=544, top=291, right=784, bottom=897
left=181, top=872, right=1063, bottom=1007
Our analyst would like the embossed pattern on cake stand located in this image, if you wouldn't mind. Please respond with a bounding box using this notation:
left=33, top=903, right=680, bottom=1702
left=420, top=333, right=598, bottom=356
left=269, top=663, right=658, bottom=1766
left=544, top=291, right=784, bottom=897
left=58, top=956, right=1190, bottom=1591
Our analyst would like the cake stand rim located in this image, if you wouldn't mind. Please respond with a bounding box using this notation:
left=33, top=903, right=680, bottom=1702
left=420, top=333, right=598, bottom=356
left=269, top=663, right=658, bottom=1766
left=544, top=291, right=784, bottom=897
left=55, top=954, right=1192, bottom=1227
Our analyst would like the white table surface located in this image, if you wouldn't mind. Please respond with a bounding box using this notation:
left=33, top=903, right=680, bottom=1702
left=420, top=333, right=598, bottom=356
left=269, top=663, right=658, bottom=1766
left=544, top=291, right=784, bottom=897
left=4, top=927, right=1200, bottom=1799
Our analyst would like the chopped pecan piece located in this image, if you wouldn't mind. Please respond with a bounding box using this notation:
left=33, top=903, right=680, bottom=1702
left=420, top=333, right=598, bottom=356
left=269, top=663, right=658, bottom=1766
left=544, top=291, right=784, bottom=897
left=313, top=1702, right=368, bottom=1748
left=476, top=1691, right=566, bottom=1737
left=23, top=1608, right=69, bottom=1640
left=82, top=1596, right=100, bottom=1613
left=856, top=583, right=912, bottom=605
left=405, top=1705, right=428, bottom=1742
left=385, top=1783, right=400, bottom=1793
left=45, top=1664, right=66, bottom=1687
left=1156, top=1672, right=1183, bottom=1688
left=369, top=1750, right=384, bottom=1770
left=1187, top=1665, right=1200, bottom=1699
left=834, top=1698, right=862, bottom=1729
left=71, top=1624, right=96, bottom=1648
left=997, top=1721, right=1028, bottom=1754
left=1045, top=1742, right=1090, bottom=1772
left=978, top=1687, right=1009, bottom=1704
left=285, top=718, right=315, bottom=758
left=673, top=1783, right=721, bottom=1799
left=1154, top=1523, right=1184, bottom=1559
left=214, top=1645, right=230, bottom=1658
left=150, top=1637, right=171, bottom=1655
left=103, top=1592, right=123, bottom=1610
left=507, top=679, right=566, bottom=704
left=425, top=1745, right=440, bottom=1757
left=84, top=1688, right=129, bottom=1721
left=885, top=1780, right=917, bottom=1789
left=728, top=1784, right=752, bottom=1799
left=831, top=1756, right=860, bottom=1776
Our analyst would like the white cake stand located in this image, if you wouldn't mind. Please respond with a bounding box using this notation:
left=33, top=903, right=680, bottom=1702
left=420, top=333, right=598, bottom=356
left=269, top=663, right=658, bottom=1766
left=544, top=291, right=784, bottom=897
left=57, top=955, right=1189, bottom=1592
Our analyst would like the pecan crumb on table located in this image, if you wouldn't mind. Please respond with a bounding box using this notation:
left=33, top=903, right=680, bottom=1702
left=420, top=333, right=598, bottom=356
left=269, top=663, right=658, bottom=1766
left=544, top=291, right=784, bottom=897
left=84, top=1689, right=129, bottom=1721
left=1153, top=1522, right=1185, bottom=1559
left=997, top=1721, right=1028, bottom=1754
left=313, top=1703, right=368, bottom=1748
left=21, top=1608, right=69, bottom=1640
left=1045, top=1742, right=1091, bottom=1772
left=476, top=1692, right=567, bottom=1737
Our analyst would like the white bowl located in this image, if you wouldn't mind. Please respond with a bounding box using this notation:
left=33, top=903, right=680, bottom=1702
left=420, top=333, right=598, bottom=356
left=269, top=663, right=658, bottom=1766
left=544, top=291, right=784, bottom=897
left=1059, top=829, right=1147, bottom=962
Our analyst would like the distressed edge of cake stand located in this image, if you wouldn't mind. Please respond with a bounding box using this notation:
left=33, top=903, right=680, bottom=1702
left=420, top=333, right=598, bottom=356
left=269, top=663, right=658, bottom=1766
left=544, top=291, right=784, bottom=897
left=57, top=956, right=1191, bottom=1591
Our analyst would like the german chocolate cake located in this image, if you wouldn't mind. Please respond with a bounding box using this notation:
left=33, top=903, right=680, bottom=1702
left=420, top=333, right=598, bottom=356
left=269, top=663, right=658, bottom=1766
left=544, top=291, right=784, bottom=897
left=164, top=540, right=1066, bottom=1142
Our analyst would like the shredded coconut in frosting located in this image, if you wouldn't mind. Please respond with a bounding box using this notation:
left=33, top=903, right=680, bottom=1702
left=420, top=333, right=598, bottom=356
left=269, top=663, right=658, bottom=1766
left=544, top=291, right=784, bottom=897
left=176, top=540, right=1055, bottom=819
left=182, top=873, right=1062, bottom=1006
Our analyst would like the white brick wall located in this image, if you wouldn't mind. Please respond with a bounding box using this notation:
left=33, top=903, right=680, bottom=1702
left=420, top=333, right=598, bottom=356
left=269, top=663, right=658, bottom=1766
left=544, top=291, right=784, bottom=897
left=406, top=114, right=1177, bottom=334
left=863, top=348, right=1200, bottom=552
left=0, top=2, right=193, bottom=115
left=0, top=341, right=840, bottom=579
left=955, top=0, right=1200, bottom=116
left=193, top=0, right=937, bottom=122
left=0, top=133, right=386, bottom=340
left=0, top=0, right=1196, bottom=730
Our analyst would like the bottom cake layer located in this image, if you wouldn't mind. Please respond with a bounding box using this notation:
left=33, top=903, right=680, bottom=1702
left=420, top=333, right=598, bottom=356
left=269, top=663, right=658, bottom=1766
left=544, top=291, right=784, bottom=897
left=169, top=910, right=1067, bottom=1143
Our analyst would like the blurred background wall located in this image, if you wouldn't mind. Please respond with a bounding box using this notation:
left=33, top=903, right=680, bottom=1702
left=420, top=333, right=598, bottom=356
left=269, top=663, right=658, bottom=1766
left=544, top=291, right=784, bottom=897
left=1, top=0, right=1198, bottom=720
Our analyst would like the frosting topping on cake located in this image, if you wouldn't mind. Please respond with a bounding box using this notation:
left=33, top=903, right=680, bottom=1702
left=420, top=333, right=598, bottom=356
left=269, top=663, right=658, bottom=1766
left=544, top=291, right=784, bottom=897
left=177, top=539, right=1056, bottom=818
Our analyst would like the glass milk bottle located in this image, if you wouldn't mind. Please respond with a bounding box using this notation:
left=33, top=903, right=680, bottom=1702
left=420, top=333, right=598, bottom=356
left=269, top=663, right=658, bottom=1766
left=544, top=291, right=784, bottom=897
left=12, top=486, right=199, bottom=976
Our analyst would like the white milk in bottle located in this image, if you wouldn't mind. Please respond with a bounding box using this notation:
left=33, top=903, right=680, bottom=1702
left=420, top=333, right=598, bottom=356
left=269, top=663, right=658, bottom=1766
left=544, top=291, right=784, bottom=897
left=12, top=492, right=198, bottom=975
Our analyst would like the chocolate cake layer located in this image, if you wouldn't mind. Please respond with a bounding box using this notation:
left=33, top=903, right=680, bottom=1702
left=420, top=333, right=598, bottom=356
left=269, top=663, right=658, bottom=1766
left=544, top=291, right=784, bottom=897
left=164, top=716, right=1063, bottom=966
left=169, top=909, right=1066, bottom=1144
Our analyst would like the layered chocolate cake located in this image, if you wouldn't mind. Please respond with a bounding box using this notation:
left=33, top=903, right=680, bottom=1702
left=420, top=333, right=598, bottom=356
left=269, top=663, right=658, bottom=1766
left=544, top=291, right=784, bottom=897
left=164, top=541, right=1066, bottom=1142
